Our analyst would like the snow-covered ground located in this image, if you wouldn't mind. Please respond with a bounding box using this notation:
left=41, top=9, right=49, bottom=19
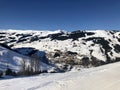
left=0, top=30, right=120, bottom=63
left=0, top=45, right=53, bottom=73
left=0, top=62, right=120, bottom=90
left=0, top=46, right=30, bottom=72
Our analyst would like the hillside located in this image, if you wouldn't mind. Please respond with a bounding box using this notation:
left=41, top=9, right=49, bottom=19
left=0, top=45, right=30, bottom=72
left=0, top=44, right=54, bottom=75
left=0, top=30, right=120, bottom=68
left=0, top=29, right=120, bottom=90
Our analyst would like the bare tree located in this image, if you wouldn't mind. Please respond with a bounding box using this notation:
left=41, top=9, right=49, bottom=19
left=20, top=58, right=26, bottom=75
left=30, top=54, right=41, bottom=73
left=19, top=54, right=41, bottom=75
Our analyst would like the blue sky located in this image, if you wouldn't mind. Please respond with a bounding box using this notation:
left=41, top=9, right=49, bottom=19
left=0, top=0, right=120, bottom=31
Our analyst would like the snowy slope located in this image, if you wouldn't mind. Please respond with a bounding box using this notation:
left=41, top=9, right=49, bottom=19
left=0, top=46, right=30, bottom=72
left=0, top=62, right=120, bottom=90
left=0, top=29, right=120, bottom=67
left=0, top=45, right=53, bottom=73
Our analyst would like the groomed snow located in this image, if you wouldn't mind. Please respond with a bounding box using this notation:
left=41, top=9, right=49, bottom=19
left=0, top=62, right=120, bottom=90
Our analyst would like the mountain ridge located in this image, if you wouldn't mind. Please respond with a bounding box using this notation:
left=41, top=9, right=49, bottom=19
left=0, top=29, right=120, bottom=69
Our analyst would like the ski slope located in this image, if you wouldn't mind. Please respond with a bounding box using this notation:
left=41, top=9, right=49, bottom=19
left=0, top=62, right=120, bottom=90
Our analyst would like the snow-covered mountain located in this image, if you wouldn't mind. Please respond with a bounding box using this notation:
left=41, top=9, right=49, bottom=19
left=0, top=44, right=54, bottom=74
left=0, top=45, right=30, bottom=72
left=0, top=29, right=120, bottom=68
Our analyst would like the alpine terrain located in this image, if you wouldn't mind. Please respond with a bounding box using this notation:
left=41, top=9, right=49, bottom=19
left=0, top=29, right=120, bottom=90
